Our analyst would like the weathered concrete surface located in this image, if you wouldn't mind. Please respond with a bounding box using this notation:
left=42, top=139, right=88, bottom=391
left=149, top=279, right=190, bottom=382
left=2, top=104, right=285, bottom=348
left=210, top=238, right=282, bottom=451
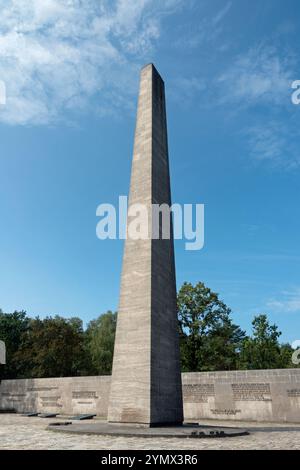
left=0, top=340, right=5, bottom=364
left=107, top=63, right=183, bottom=425
left=0, top=376, right=110, bottom=417
left=1, top=414, right=300, bottom=450
left=182, top=369, right=300, bottom=423
left=1, top=369, right=300, bottom=423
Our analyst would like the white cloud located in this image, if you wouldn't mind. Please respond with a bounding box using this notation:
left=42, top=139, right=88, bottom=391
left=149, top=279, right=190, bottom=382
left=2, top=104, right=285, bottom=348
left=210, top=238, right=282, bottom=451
left=267, top=288, right=300, bottom=314
left=217, top=44, right=300, bottom=168
left=243, top=119, right=300, bottom=168
left=170, top=76, right=206, bottom=104
left=175, top=1, right=232, bottom=49
left=212, top=1, right=232, bottom=25
left=218, top=45, right=295, bottom=106
left=0, top=0, right=182, bottom=125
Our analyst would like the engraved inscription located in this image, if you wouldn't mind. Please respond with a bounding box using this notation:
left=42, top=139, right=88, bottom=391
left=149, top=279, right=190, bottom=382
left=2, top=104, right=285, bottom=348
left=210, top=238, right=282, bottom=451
left=1, top=392, right=26, bottom=402
left=287, top=389, right=300, bottom=397
left=1, top=393, right=26, bottom=397
left=28, top=387, right=58, bottom=392
left=183, top=384, right=215, bottom=403
left=40, top=396, right=62, bottom=408
left=72, top=391, right=98, bottom=399
left=232, top=383, right=272, bottom=402
left=211, top=409, right=241, bottom=415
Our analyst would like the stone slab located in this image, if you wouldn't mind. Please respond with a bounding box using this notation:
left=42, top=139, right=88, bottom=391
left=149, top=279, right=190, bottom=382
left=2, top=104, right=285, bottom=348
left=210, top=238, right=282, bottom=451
left=70, top=414, right=96, bottom=420
left=48, top=422, right=248, bottom=439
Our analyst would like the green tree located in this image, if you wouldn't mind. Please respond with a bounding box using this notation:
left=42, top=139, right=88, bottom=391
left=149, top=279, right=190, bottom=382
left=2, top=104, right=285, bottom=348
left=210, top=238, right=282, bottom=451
left=85, top=311, right=117, bottom=375
left=177, top=282, right=245, bottom=372
left=17, top=315, right=87, bottom=378
left=279, top=343, right=296, bottom=368
left=239, top=314, right=285, bottom=369
left=0, top=310, right=30, bottom=379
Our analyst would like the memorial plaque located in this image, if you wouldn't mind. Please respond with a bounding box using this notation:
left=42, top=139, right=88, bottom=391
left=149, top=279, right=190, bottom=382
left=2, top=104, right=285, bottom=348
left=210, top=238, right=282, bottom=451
left=183, top=384, right=215, bottom=403
left=232, top=383, right=272, bottom=402
left=40, top=396, right=62, bottom=408
left=1, top=392, right=26, bottom=402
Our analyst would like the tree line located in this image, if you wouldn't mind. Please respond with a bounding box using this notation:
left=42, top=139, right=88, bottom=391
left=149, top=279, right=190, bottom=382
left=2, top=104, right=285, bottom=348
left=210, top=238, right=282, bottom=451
left=0, top=281, right=296, bottom=380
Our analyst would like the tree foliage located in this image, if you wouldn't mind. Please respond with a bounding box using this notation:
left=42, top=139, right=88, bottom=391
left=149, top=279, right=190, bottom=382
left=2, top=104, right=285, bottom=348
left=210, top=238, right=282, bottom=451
left=0, top=310, right=29, bottom=379
left=0, top=283, right=297, bottom=379
left=85, top=311, right=117, bottom=375
left=16, top=315, right=87, bottom=378
left=178, top=282, right=245, bottom=371
left=239, top=314, right=295, bottom=369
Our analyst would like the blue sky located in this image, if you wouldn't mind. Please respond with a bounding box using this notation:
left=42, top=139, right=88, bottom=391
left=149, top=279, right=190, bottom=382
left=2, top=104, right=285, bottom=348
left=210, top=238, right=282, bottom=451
left=0, top=0, right=300, bottom=343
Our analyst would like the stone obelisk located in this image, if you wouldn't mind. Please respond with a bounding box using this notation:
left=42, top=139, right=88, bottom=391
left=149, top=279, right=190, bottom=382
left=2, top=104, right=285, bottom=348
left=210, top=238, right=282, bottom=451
left=108, top=64, right=183, bottom=426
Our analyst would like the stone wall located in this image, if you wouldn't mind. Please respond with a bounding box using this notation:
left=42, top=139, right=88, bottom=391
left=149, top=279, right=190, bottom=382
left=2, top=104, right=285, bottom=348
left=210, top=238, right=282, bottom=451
left=182, top=369, right=300, bottom=423
left=0, top=376, right=110, bottom=418
left=1, top=369, right=300, bottom=423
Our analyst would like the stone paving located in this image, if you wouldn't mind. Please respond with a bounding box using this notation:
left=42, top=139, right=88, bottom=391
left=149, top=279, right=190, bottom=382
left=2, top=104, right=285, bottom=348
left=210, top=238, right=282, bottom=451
left=0, top=414, right=300, bottom=450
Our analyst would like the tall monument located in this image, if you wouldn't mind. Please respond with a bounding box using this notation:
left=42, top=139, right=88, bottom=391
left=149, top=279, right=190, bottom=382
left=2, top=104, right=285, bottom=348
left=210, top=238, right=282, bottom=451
left=108, top=64, right=183, bottom=426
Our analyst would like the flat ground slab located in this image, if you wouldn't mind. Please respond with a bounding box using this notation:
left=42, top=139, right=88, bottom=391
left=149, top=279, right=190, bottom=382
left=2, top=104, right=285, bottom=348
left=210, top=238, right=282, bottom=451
left=1, top=414, right=300, bottom=450
left=48, top=422, right=248, bottom=438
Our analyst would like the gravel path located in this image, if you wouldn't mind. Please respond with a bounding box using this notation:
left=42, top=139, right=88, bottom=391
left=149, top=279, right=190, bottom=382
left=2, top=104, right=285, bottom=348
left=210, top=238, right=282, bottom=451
left=0, top=414, right=300, bottom=450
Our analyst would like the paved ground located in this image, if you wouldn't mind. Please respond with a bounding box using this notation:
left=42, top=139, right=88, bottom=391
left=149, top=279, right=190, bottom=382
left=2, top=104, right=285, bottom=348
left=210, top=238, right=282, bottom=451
left=0, top=414, right=300, bottom=450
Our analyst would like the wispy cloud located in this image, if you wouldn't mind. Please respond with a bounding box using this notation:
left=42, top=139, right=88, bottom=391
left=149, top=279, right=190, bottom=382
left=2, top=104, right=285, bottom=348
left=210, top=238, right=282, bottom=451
left=170, top=76, right=206, bottom=105
left=243, top=117, right=300, bottom=168
left=216, top=43, right=300, bottom=169
left=212, top=1, right=232, bottom=25
left=267, top=288, right=300, bottom=314
left=0, top=0, right=182, bottom=125
left=175, top=1, right=232, bottom=49
left=218, top=44, right=295, bottom=106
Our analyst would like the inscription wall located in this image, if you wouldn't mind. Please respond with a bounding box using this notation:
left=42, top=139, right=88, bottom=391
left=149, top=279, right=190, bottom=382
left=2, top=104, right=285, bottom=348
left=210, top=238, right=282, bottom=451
left=183, top=369, right=300, bottom=423
left=231, top=383, right=272, bottom=402
left=183, top=384, right=215, bottom=403
left=1, top=369, right=300, bottom=423
left=0, top=377, right=110, bottom=417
